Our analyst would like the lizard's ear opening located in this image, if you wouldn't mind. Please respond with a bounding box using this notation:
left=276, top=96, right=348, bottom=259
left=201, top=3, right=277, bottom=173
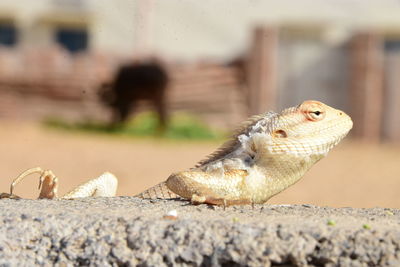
left=272, top=129, right=287, bottom=138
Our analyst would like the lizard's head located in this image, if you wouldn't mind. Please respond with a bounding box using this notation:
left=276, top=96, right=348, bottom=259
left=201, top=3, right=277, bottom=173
left=270, top=100, right=353, bottom=156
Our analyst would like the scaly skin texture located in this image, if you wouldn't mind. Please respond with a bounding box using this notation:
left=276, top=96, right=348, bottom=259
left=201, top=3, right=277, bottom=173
left=137, top=100, right=353, bottom=205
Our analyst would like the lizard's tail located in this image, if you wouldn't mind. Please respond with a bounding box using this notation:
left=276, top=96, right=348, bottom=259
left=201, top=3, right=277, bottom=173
left=135, top=181, right=179, bottom=199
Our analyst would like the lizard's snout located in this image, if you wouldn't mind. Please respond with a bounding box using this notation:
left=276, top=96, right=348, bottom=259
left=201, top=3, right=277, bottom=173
left=338, top=109, right=353, bottom=129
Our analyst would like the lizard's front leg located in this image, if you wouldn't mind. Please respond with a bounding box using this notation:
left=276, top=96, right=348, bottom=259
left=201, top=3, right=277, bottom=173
left=166, top=170, right=252, bottom=206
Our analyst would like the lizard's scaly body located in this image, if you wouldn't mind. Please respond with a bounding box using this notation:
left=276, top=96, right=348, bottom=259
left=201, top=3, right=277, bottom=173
left=137, top=100, right=353, bottom=205
left=2, top=100, right=352, bottom=205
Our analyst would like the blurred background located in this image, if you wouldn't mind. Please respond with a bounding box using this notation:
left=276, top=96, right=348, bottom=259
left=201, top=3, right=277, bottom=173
left=0, top=0, right=399, bottom=207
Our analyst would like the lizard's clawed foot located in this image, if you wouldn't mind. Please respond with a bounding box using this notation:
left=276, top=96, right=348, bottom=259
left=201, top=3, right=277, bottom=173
left=9, top=167, right=59, bottom=199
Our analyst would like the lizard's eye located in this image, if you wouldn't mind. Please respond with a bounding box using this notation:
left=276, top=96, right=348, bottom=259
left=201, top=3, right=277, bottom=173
left=306, top=109, right=325, bottom=121
left=299, top=101, right=326, bottom=121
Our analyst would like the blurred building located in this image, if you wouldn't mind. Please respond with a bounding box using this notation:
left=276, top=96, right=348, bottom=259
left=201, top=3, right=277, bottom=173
left=0, top=0, right=134, bottom=54
left=0, top=1, right=400, bottom=58
left=0, top=0, right=400, bottom=140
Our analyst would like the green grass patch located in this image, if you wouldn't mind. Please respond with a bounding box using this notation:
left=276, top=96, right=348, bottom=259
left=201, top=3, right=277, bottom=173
left=44, top=112, right=226, bottom=140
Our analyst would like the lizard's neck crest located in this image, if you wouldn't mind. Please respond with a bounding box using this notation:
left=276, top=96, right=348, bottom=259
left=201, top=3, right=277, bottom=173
left=195, top=111, right=279, bottom=169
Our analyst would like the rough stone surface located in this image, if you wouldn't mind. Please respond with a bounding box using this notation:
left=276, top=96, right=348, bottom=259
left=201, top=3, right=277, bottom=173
left=0, top=197, right=399, bottom=266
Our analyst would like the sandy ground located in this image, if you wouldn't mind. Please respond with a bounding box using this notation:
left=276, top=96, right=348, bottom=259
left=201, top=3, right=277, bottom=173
left=0, top=120, right=399, bottom=208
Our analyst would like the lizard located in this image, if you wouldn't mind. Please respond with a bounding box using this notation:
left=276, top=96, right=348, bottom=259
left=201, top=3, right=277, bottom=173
left=1, top=100, right=352, bottom=206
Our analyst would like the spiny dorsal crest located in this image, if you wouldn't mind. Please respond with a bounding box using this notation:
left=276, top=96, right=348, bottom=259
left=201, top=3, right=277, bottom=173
left=195, top=111, right=279, bottom=168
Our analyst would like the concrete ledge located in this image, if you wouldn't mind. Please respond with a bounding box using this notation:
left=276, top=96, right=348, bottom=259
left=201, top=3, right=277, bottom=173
left=0, top=197, right=399, bottom=266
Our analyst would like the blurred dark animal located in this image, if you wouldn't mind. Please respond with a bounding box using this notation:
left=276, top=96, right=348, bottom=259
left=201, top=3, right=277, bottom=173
left=100, top=61, right=169, bottom=131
